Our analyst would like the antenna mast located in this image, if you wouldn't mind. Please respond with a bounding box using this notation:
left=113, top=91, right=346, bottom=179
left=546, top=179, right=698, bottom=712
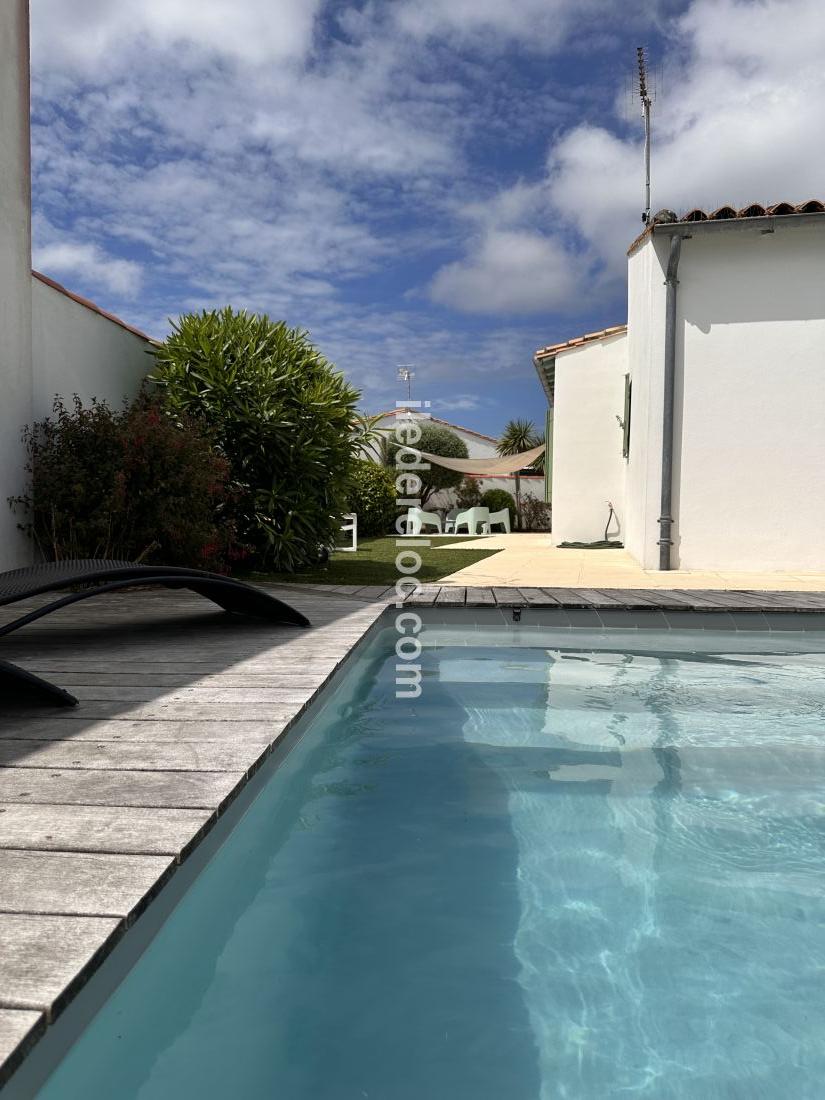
left=397, top=365, right=415, bottom=402
left=637, top=46, right=652, bottom=224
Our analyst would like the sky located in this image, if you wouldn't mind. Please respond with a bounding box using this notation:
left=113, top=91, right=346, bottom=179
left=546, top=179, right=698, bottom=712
left=28, top=0, right=825, bottom=436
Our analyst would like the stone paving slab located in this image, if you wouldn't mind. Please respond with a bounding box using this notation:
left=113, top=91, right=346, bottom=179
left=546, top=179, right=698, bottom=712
left=0, top=803, right=211, bottom=856
left=0, top=850, right=173, bottom=919
left=0, top=913, right=121, bottom=1012
left=0, top=1009, right=45, bottom=1086
left=0, top=738, right=269, bottom=772
left=0, top=767, right=246, bottom=809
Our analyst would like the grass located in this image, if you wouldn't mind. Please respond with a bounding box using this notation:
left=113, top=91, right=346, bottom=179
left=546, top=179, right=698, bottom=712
left=252, top=536, right=500, bottom=586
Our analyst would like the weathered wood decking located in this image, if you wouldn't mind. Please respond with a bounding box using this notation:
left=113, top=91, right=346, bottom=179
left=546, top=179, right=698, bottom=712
left=0, top=586, right=385, bottom=1086
left=2, top=580, right=824, bottom=1086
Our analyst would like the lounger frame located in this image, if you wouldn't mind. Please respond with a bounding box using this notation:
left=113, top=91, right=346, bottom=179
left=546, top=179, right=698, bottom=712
left=0, top=559, right=309, bottom=707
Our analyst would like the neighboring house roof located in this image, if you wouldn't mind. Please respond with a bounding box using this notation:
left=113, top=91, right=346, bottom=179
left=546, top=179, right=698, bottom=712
left=372, top=408, right=499, bottom=445
left=627, top=200, right=825, bottom=255
left=32, top=270, right=155, bottom=343
left=533, top=324, right=627, bottom=365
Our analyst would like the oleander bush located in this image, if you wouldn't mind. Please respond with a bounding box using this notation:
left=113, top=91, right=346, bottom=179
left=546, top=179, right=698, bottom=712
left=151, top=308, right=361, bottom=571
left=480, top=488, right=517, bottom=523
left=11, top=394, right=236, bottom=569
left=346, top=460, right=396, bottom=536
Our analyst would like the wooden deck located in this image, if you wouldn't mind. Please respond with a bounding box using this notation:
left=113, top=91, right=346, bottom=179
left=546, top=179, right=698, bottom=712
left=2, top=579, right=824, bottom=1086
left=0, top=586, right=385, bottom=1086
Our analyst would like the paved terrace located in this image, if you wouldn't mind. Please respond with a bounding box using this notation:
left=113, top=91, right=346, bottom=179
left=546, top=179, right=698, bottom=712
left=434, top=533, right=825, bottom=591
left=2, top=580, right=825, bottom=1087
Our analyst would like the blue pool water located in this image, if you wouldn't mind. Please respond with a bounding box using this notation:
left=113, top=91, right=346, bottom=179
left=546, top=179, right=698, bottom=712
left=38, top=625, right=825, bottom=1099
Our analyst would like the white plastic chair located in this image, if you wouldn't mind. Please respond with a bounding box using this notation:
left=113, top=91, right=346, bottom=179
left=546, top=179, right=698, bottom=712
left=487, top=508, right=511, bottom=533
left=404, top=507, right=442, bottom=535
left=453, top=507, right=490, bottom=535
left=337, top=512, right=358, bottom=551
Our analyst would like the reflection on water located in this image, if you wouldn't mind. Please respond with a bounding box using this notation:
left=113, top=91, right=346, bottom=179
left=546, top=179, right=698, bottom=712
left=38, top=637, right=825, bottom=1100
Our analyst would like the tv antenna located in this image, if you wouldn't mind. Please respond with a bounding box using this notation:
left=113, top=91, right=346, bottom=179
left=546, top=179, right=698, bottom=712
left=397, top=365, right=415, bottom=402
left=637, top=45, right=652, bottom=224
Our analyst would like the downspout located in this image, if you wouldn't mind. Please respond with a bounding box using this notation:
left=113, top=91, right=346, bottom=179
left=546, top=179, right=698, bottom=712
left=658, top=233, right=682, bottom=569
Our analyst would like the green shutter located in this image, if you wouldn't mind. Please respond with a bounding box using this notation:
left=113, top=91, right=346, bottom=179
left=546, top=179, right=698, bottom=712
left=622, top=375, right=632, bottom=459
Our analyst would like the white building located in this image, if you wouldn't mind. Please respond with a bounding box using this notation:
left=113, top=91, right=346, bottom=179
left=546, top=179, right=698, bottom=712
left=0, top=1, right=152, bottom=569
left=371, top=408, right=545, bottom=510
left=535, top=202, right=825, bottom=573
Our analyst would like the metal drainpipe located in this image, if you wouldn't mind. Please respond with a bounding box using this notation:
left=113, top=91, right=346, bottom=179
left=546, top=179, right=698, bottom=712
left=658, top=233, right=682, bottom=569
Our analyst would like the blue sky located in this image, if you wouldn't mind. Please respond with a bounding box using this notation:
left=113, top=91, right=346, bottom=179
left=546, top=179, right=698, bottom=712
left=28, top=0, right=825, bottom=436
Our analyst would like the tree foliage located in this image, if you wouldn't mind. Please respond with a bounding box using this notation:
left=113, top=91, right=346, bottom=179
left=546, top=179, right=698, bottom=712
left=496, top=418, right=544, bottom=526
left=384, top=424, right=469, bottom=505
left=151, top=308, right=361, bottom=570
left=480, top=488, right=516, bottom=521
left=346, top=460, right=396, bottom=536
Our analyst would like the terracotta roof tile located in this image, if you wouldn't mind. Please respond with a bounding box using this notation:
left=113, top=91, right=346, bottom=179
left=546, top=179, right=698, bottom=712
left=534, top=324, right=627, bottom=363
left=627, top=199, right=825, bottom=254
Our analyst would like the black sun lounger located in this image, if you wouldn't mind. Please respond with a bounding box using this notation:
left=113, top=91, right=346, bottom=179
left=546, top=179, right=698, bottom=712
left=0, top=558, right=309, bottom=707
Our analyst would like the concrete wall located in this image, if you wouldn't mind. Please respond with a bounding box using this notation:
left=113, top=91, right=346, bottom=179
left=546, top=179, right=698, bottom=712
left=32, top=277, right=152, bottom=417
left=550, top=332, right=628, bottom=545
left=0, top=0, right=33, bottom=569
left=627, top=222, right=825, bottom=572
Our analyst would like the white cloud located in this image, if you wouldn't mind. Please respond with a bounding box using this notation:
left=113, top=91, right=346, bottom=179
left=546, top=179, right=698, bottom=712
left=430, top=230, right=581, bottom=314
left=31, top=0, right=322, bottom=68
left=32, top=240, right=143, bottom=297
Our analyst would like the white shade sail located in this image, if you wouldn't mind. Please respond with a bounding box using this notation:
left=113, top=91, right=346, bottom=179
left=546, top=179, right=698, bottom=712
left=415, top=442, right=545, bottom=476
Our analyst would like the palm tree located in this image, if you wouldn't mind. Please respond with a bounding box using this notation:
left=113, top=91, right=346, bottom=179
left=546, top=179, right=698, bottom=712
left=496, top=418, right=542, bottom=528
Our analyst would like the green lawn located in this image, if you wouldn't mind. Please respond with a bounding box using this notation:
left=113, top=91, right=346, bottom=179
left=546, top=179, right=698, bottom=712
left=251, top=536, right=500, bottom=586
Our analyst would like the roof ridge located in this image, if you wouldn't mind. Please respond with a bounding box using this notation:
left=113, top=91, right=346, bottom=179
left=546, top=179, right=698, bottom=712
left=371, top=408, right=499, bottom=444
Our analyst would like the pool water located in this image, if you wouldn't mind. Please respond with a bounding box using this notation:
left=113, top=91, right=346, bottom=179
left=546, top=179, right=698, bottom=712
left=38, top=625, right=825, bottom=1099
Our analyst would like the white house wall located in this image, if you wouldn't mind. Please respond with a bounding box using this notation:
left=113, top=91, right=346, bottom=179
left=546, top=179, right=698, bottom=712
left=671, top=222, right=825, bottom=571
left=626, top=222, right=825, bottom=572
left=550, top=333, right=628, bottom=545
left=32, top=278, right=152, bottom=417
left=0, top=0, right=33, bottom=570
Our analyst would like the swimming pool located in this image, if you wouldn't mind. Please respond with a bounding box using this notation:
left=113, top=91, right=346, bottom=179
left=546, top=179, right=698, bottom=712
left=33, top=614, right=825, bottom=1098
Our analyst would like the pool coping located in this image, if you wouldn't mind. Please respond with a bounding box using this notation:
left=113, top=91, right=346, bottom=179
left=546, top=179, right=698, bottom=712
left=0, top=587, right=386, bottom=1092
left=2, top=582, right=824, bottom=1090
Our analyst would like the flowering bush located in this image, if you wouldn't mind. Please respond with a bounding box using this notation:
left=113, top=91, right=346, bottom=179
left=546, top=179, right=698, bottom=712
left=520, top=496, right=552, bottom=532
left=11, top=394, right=237, bottom=570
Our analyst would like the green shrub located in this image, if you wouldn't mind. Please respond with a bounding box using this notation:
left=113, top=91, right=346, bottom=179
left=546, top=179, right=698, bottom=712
left=11, top=395, right=236, bottom=569
left=346, top=461, right=396, bottom=535
left=384, top=423, right=468, bottom=504
left=520, top=496, right=552, bottom=531
left=480, top=488, right=516, bottom=522
left=456, top=477, right=482, bottom=509
left=150, top=308, right=361, bottom=571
